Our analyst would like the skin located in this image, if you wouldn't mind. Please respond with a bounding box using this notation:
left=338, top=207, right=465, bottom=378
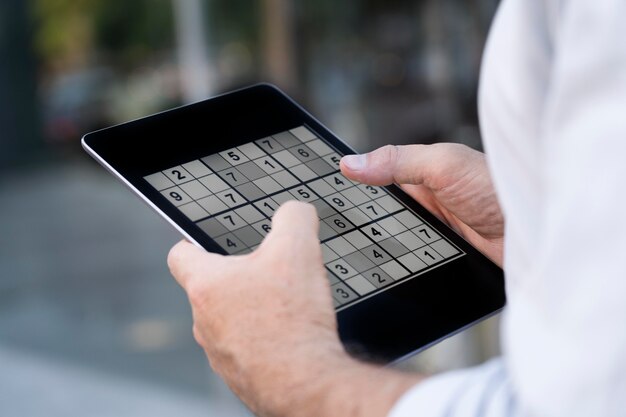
left=342, top=144, right=504, bottom=267
left=168, top=143, right=504, bottom=417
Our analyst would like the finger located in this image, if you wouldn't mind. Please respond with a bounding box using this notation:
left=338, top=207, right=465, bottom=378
left=167, top=240, right=226, bottom=290
left=340, top=144, right=450, bottom=187
left=262, top=201, right=320, bottom=259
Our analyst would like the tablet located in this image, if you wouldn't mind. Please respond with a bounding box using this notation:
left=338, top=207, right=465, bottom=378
left=82, top=84, right=505, bottom=362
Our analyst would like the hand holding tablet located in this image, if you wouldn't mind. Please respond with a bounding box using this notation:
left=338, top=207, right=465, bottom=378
left=82, top=84, right=504, bottom=361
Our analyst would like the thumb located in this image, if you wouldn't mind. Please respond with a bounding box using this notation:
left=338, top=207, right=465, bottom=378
left=262, top=201, right=320, bottom=255
left=340, top=144, right=441, bottom=187
left=168, top=239, right=227, bottom=290
left=266, top=200, right=319, bottom=239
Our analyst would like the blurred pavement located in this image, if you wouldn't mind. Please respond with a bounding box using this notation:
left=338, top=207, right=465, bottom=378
left=0, top=345, right=231, bottom=417
left=0, top=157, right=251, bottom=416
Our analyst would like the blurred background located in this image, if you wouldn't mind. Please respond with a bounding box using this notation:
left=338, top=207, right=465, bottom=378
left=0, top=0, right=500, bottom=415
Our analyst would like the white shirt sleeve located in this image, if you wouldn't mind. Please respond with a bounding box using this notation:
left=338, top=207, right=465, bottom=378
left=503, top=1, right=626, bottom=416
left=388, top=1, right=626, bottom=416
left=388, top=359, right=519, bottom=417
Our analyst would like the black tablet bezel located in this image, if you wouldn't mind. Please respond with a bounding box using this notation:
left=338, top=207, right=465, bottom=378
left=82, top=83, right=505, bottom=363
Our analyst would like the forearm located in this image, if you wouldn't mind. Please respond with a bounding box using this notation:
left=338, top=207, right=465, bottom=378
left=312, top=359, right=423, bottom=417
left=261, top=348, right=423, bottom=417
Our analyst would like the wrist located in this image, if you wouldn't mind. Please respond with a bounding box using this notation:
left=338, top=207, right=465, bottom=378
left=263, top=338, right=352, bottom=417
left=315, top=360, right=422, bottom=417
left=270, top=347, right=422, bottom=417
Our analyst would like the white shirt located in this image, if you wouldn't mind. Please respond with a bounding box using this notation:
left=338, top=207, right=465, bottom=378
left=389, top=1, right=626, bottom=416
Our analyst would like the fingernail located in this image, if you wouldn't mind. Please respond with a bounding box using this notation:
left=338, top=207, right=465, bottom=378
left=342, top=154, right=366, bottom=170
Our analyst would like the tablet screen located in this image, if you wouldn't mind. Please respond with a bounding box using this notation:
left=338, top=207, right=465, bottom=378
left=143, top=125, right=464, bottom=311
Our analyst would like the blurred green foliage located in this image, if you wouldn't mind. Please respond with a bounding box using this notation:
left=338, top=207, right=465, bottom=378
left=93, top=1, right=173, bottom=66
left=208, top=0, right=260, bottom=46
left=32, top=0, right=174, bottom=69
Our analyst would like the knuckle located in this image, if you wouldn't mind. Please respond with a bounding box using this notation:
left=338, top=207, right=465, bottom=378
left=167, top=244, right=182, bottom=274
left=186, top=280, right=208, bottom=307
left=392, top=144, right=404, bottom=169
left=192, top=324, right=205, bottom=346
left=377, top=144, right=404, bottom=180
left=379, top=144, right=399, bottom=165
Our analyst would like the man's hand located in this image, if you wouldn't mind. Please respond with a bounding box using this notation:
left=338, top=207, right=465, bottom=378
left=168, top=201, right=419, bottom=417
left=168, top=143, right=498, bottom=416
left=341, top=144, right=504, bottom=267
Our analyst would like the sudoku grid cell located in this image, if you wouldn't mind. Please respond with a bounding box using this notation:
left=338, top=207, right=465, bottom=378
left=145, top=126, right=464, bottom=310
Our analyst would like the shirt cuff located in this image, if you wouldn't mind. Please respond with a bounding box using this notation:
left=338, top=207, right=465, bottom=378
left=388, top=358, right=512, bottom=417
